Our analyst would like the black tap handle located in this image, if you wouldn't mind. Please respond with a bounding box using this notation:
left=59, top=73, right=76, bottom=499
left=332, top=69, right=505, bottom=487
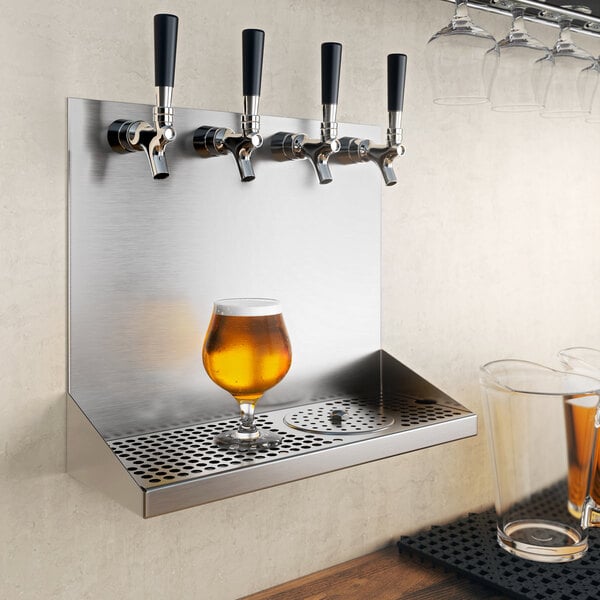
left=321, top=42, right=342, bottom=105
left=154, top=14, right=178, bottom=87
left=387, top=53, right=407, bottom=112
left=242, top=29, right=265, bottom=96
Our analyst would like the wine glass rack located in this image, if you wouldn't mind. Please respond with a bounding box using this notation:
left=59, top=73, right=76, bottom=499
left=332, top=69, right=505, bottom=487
left=441, top=0, right=600, bottom=36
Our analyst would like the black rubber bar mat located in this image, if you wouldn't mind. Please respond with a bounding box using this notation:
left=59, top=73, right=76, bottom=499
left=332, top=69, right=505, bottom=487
left=397, top=484, right=600, bottom=600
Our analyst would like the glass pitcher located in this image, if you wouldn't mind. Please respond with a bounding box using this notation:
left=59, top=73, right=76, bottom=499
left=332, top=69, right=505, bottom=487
left=558, top=346, right=600, bottom=379
left=480, top=359, right=600, bottom=562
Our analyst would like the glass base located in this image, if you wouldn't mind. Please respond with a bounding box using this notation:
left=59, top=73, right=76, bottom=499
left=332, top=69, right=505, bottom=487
left=214, top=429, right=281, bottom=450
left=492, top=104, right=542, bottom=112
left=433, top=96, right=489, bottom=106
left=568, top=499, right=582, bottom=519
left=497, top=520, right=587, bottom=563
left=540, top=110, right=587, bottom=119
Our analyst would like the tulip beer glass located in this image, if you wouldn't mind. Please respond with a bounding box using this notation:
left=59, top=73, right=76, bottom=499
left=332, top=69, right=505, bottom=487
left=202, top=298, right=292, bottom=449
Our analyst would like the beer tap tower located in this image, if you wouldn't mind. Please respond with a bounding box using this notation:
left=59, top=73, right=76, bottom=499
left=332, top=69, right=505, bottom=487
left=270, top=42, right=342, bottom=185
left=336, top=54, right=407, bottom=186
left=107, top=14, right=178, bottom=180
left=193, top=29, right=266, bottom=182
left=67, top=15, right=477, bottom=517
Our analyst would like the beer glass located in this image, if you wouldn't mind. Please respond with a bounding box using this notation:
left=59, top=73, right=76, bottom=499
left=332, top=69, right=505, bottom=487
left=558, top=347, right=600, bottom=519
left=480, top=359, right=600, bottom=562
left=202, top=298, right=292, bottom=449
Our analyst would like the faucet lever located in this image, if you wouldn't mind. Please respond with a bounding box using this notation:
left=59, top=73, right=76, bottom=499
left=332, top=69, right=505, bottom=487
left=108, top=14, right=178, bottom=180
left=337, top=53, right=407, bottom=187
left=241, top=28, right=264, bottom=139
left=321, top=42, right=342, bottom=145
left=270, top=42, right=342, bottom=185
left=193, top=29, right=265, bottom=182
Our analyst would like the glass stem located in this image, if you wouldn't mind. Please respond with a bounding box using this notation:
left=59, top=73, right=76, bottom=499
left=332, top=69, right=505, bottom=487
left=558, top=17, right=573, bottom=44
left=238, top=402, right=259, bottom=436
left=454, top=0, right=469, bottom=19
left=510, top=7, right=526, bottom=34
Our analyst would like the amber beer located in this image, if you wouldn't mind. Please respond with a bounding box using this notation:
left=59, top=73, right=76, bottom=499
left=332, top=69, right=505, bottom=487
left=564, top=394, right=600, bottom=517
left=202, top=299, right=292, bottom=404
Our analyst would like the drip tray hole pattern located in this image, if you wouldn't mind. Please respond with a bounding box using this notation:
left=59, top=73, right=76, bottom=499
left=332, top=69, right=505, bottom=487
left=109, top=415, right=342, bottom=489
left=108, top=394, right=467, bottom=490
left=284, top=398, right=394, bottom=434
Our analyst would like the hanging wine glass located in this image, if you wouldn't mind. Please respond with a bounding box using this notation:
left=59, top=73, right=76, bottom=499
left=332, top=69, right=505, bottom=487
left=490, top=4, right=553, bottom=112
left=585, top=58, right=600, bottom=123
left=538, top=17, right=599, bottom=118
left=425, top=0, right=499, bottom=105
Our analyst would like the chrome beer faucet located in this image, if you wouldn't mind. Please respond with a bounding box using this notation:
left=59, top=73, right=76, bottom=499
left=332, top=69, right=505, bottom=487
left=193, top=29, right=265, bottom=182
left=108, top=14, right=178, bottom=180
left=271, top=42, right=342, bottom=185
left=336, top=54, right=407, bottom=186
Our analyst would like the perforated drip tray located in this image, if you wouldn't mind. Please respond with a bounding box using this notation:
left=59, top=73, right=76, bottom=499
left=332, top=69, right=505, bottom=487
left=67, top=353, right=477, bottom=517
left=82, top=391, right=476, bottom=516
left=109, top=413, right=345, bottom=488
left=397, top=482, right=600, bottom=600
left=284, top=397, right=395, bottom=434
left=109, top=393, right=467, bottom=489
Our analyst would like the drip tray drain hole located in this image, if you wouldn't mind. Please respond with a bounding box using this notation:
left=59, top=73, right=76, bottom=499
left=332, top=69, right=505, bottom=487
left=284, top=400, right=394, bottom=434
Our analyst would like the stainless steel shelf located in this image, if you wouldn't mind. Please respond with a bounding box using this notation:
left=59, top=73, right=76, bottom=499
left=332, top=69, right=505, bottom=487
left=66, top=99, right=476, bottom=517
left=67, top=353, right=476, bottom=518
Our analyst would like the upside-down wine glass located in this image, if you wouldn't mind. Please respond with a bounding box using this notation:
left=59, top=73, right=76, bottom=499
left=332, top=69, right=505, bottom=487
left=202, top=298, right=292, bottom=449
left=538, top=17, right=599, bottom=118
left=490, top=4, right=553, bottom=111
left=425, top=0, right=499, bottom=105
left=586, top=57, right=600, bottom=123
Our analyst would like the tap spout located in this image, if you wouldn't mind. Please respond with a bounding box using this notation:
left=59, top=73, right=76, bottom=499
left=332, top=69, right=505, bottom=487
left=225, top=132, right=263, bottom=182
left=193, top=126, right=262, bottom=183
left=108, top=118, right=175, bottom=180
left=145, top=133, right=172, bottom=180
left=368, top=143, right=403, bottom=187
left=270, top=132, right=339, bottom=185
left=301, top=138, right=340, bottom=185
left=337, top=131, right=404, bottom=187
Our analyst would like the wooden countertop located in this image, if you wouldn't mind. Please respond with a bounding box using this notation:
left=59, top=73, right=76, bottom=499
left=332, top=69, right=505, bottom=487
left=242, top=545, right=509, bottom=600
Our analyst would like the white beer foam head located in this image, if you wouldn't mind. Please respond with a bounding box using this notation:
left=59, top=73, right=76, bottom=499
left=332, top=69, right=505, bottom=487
left=214, top=298, right=282, bottom=316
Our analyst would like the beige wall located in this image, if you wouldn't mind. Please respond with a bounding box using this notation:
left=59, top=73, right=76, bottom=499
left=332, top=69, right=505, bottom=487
left=2, top=1, right=600, bottom=598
